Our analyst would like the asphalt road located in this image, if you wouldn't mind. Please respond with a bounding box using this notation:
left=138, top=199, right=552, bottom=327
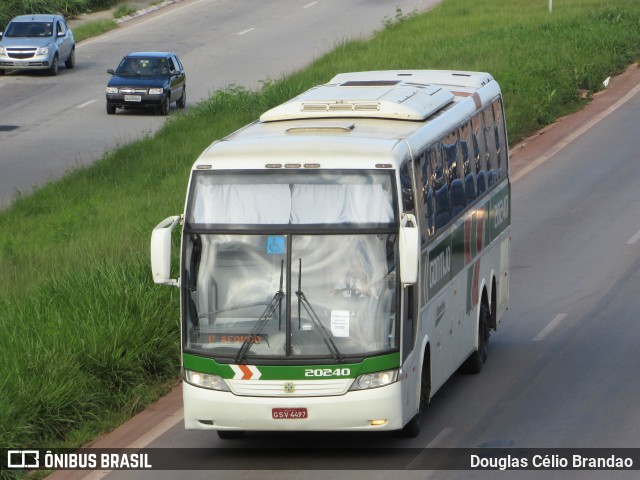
left=42, top=67, right=640, bottom=480
left=0, top=0, right=436, bottom=207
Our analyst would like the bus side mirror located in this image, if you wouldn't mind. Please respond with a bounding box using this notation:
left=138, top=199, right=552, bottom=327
left=151, top=215, right=181, bottom=287
left=399, top=213, right=419, bottom=285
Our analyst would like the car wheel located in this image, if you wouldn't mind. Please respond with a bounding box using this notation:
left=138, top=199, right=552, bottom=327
left=158, top=95, right=170, bottom=116
left=0, top=69, right=5, bottom=76
left=177, top=86, right=186, bottom=109
left=65, top=48, right=76, bottom=69
left=106, top=103, right=116, bottom=115
left=48, top=54, right=59, bottom=76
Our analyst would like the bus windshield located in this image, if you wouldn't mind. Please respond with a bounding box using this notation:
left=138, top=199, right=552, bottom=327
left=186, top=170, right=396, bottom=227
left=184, top=233, right=398, bottom=360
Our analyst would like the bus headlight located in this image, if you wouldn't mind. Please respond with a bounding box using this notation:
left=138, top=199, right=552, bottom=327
left=184, top=369, right=230, bottom=391
left=349, top=369, right=398, bottom=391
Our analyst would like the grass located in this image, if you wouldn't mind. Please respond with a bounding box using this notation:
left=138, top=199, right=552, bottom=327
left=113, top=3, right=137, bottom=18
left=0, top=1, right=117, bottom=30
left=1, top=0, right=639, bottom=477
left=72, top=18, right=118, bottom=43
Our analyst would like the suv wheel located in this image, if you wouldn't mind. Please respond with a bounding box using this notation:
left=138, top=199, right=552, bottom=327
left=65, top=49, right=75, bottom=69
left=106, top=103, right=116, bottom=115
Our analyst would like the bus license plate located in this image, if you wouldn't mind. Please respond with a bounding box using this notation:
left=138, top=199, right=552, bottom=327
left=124, top=95, right=141, bottom=102
left=272, top=408, right=307, bottom=419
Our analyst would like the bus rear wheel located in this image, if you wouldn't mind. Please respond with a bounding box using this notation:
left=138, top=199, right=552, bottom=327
left=463, top=296, right=490, bottom=374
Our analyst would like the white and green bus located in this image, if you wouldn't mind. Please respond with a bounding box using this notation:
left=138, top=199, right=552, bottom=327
left=151, top=70, right=510, bottom=438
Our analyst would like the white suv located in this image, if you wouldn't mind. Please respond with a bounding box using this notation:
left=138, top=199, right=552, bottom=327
left=0, top=14, right=75, bottom=76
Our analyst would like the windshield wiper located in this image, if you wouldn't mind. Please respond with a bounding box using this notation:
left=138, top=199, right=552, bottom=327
left=235, top=260, right=285, bottom=364
left=295, top=258, right=343, bottom=363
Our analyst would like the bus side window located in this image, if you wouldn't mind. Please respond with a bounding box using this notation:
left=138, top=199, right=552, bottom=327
left=483, top=107, right=498, bottom=189
left=415, top=151, right=432, bottom=246
left=431, top=143, right=450, bottom=232
left=399, top=158, right=415, bottom=213
left=492, top=99, right=508, bottom=180
left=471, top=113, right=488, bottom=196
left=459, top=121, right=477, bottom=206
left=444, top=131, right=465, bottom=218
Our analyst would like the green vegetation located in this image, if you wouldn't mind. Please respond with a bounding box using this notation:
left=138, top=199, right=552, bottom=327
left=113, top=3, right=137, bottom=19
left=1, top=0, right=639, bottom=477
left=72, top=18, right=117, bottom=42
left=0, top=0, right=117, bottom=30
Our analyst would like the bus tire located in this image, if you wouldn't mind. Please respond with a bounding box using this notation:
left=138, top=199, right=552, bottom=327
left=399, top=352, right=430, bottom=438
left=217, top=430, right=245, bottom=439
left=463, top=295, right=490, bottom=374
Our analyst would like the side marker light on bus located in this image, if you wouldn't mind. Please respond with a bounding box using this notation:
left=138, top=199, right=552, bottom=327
left=265, top=164, right=282, bottom=168
left=304, top=163, right=320, bottom=168
left=285, top=163, right=302, bottom=168
left=375, top=164, right=393, bottom=169
left=196, top=165, right=212, bottom=169
left=184, top=369, right=230, bottom=391
left=349, top=369, right=398, bottom=391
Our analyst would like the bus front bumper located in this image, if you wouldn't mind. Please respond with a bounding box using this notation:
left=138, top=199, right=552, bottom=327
left=183, top=380, right=404, bottom=432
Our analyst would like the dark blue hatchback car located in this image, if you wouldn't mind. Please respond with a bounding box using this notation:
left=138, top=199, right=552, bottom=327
left=106, top=51, right=186, bottom=115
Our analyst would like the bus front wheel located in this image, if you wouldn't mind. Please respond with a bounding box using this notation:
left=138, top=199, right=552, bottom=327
left=399, top=353, right=430, bottom=438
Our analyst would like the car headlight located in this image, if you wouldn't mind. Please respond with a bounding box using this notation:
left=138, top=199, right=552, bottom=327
left=106, top=87, right=119, bottom=94
left=36, top=45, right=50, bottom=55
left=184, top=369, right=230, bottom=391
left=148, top=88, right=164, bottom=95
left=0, top=46, right=6, bottom=55
left=349, top=369, right=398, bottom=391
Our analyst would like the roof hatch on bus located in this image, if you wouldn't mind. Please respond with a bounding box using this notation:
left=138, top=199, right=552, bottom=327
left=260, top=80, right=454, bottom=122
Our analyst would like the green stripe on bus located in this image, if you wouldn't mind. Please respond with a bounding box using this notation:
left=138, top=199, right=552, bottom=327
left=488, top=183, right=510, bottom=241
left=183, top=352, right=401, bottom=380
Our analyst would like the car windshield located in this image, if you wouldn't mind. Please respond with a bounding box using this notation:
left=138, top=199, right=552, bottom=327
left=115, top=57, right=168, bottom=76
left=5, top=22, right=54, bottom=38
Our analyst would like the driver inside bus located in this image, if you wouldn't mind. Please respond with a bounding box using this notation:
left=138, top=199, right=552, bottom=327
left=332, top=252, right=377, bottom=298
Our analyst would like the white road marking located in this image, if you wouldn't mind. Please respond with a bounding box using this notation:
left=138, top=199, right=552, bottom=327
left=238, top=27, right=255, bottom=35
left=78, top=0, right=208, bottom=47
left=80, top=408, right=184, bottom=480
left=303, top=2, right=319, bottom=7
left=76, top=99, right=96, bottom=109
left=627, top=229, right=640, bottom=245
left=405, top=427, right=454, bottom=469
left=533, top=314, right=567, bottom=341
left=425, top=427, right=454, bottom=448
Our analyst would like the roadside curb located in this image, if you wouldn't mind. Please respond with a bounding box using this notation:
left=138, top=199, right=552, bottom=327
left=508, top=62, right=640, bottom=181
left=114, top=0, right=185, bottom=25
left=68, top=0, right=186, bottom=30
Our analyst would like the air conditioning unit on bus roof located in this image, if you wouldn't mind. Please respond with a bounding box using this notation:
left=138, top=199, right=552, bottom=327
left=329, top=70, right=494, bottom=88
left=260, top=77, right=455, bottom=123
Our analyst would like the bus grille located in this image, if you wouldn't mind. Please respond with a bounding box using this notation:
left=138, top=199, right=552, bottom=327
left=227, top=379, right=352, bottom=397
